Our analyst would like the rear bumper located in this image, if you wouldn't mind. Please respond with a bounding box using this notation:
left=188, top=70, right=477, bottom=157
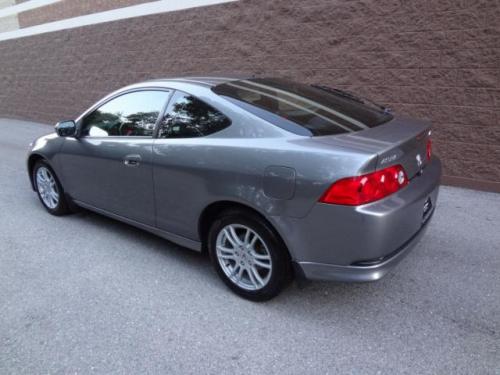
left=273, top=157, right=442, bottom=282
left=296, top=208, right=433, bottom=282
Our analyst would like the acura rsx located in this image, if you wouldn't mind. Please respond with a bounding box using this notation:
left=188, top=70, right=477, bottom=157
left=27, top=77, right=441, bottom=300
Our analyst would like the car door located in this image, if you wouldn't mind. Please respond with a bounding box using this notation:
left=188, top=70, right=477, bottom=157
left=153, top=91, right=232, bottom=238
left=59, top=89, right=171, bottom=226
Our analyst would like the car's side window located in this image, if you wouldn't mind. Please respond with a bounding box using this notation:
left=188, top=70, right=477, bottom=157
left=158, top=91, right=231, bottom=138
left=81, top=90, right=170, bottom=137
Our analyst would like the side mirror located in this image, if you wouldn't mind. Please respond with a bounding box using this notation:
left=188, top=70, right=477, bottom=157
left=55, top=120, right=77, bottom=137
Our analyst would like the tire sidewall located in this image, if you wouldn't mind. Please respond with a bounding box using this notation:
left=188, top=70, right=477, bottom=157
left=208, top=211, right=289, bottom=301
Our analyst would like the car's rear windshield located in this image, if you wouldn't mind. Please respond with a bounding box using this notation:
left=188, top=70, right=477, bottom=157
left=212, top=78, right=393, bottom=136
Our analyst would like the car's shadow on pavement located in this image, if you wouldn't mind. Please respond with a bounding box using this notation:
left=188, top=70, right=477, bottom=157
left=65, top=207, right=226, bottom=284
left=65, top=205, right=402, bottom=310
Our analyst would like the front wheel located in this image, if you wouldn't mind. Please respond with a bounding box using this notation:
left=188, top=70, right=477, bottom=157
left=33, top=160, right=71, bottom=216
left=208, top=209, right=290, bottom=301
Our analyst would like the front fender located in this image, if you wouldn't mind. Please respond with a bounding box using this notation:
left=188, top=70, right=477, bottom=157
left=27, top=132, right=65, bottom=190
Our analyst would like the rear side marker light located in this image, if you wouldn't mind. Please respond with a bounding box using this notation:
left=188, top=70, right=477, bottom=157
left=426, top=138, right=432, bottom=161
left=319, top=165, right=409, bottom=206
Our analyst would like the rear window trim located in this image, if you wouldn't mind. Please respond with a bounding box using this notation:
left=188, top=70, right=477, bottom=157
left=212, top=78, right=394, bottom=137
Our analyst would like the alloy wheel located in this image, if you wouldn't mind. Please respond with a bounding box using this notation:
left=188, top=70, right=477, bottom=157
left=36, top=166, right=59, bottom=209
left=215, top=224, right=273, bottom=291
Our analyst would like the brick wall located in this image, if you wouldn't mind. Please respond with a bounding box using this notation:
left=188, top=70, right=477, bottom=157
left=16, top=0, right=152, bottom=28
left=1, top=0, right=499, bottom=191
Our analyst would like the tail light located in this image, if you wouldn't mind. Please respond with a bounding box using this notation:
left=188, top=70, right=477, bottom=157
left=319, top=165, right=408, bottom=206
left=426, top=138, right=432, bottom=161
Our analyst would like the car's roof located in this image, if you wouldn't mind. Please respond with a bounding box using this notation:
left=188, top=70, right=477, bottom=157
left=145, top=75, right=250, bottom=88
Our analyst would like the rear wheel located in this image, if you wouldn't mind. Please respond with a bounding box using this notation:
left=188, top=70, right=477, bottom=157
left=208, top=209, right=290, bottom=301
left=33, top=161, right=71, bottom=216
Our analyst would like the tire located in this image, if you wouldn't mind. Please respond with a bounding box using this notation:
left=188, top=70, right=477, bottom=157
left=208, top=209, right=290, bottom=301
left=32, top=160, right=71, bottom=216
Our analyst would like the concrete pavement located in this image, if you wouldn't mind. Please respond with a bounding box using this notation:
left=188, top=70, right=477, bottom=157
left=0, top=118, right=499, bottom=374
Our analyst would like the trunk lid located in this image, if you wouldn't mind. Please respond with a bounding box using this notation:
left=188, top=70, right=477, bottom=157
left=313, top=116, right=432, bottom=179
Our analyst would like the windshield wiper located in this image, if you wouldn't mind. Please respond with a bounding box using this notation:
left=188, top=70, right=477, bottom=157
left=311, top=84, right=392, bottom=114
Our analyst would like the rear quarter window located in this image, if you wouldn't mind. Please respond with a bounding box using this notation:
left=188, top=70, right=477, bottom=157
left=157, top=91, right=231, bottom=138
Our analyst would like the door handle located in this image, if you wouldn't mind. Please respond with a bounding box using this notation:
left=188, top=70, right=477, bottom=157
left=123, top=154, right=141, bottom=167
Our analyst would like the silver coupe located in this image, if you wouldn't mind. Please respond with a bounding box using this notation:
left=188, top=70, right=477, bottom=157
left=27, top=77, right=441, bottom=300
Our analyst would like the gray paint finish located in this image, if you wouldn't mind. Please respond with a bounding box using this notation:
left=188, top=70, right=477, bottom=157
left=263, top=166, right=296, bottom=200
left=26, top=78, right=442, bottom=282
left=61, top=137, right=156, bottom=225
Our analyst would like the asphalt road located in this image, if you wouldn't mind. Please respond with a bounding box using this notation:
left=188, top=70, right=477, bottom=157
left=0, top=118, right=499, bottom=375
